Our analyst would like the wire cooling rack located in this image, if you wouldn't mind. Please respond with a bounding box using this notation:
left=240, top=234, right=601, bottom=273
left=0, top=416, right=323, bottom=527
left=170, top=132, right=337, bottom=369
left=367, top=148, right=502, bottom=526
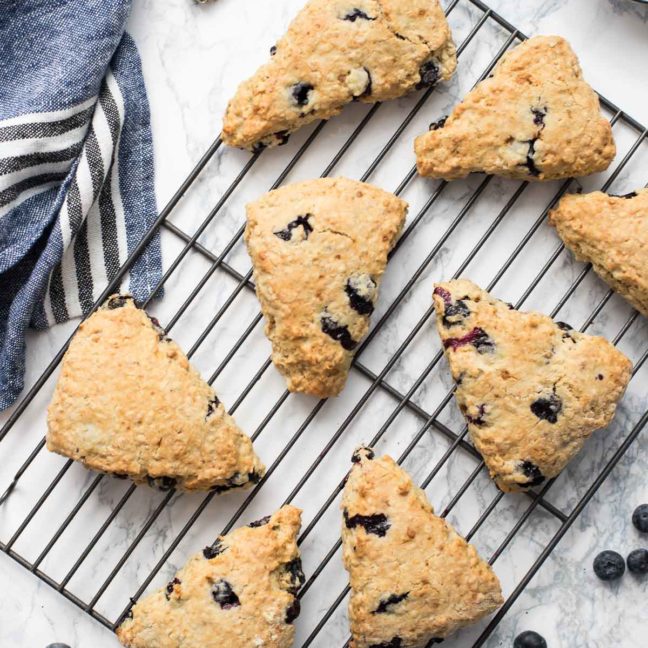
left=1, top=1, right=647, bottom=646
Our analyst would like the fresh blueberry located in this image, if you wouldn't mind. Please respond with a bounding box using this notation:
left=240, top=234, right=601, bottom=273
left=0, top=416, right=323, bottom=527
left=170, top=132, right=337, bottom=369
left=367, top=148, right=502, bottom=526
left=530, top=393, right=562, bottom=424
left=370, top=638, right=402, bottom=648
left=320, top=313, right=358, bottom=350
left=203, top=539, right=227, bottom=559
left=146, top=476, right=177, bottom=491
left=429, top=116, right=447, bottom=131
left=444, top=327, right=495, bottom=354
left=206, top=395, right=220, bottom=418
left=518, top=460, right=545, bottom=488
left=632, top=504, right=648, bottom=532
left=291, top=82, right=314, bottom=107
left=165, top=577, right=181, bottom=601
left=345, top=275, right=376, bottom=315
left=274, top=214, right=313, bottom=241
left=372, top=592, right=409, bottom=614
left=514, top=630, right=547, bottom=648
left=442, top=299, right=471, bottom=327
left=525, top=138, right=541, bottom=177
left=417, top=60, right=439, bottom=89
left=627, top=548, right=648, bottom=574
left=531, top=108, right=546, bottom=128
left=593, top=550, right=625, bottom=581
left=212, top=579, right=240, bottom=609
left=283, top=557, right=306, bottom=594
left=351, top=447, right=375, bottom=463
left=248, top=515, right=271, bottom=528
left=285, top=598, right=301, bottom=623
left=344, top=510, right=390, bottom=537
left=342, top=8, right=376, bottom=21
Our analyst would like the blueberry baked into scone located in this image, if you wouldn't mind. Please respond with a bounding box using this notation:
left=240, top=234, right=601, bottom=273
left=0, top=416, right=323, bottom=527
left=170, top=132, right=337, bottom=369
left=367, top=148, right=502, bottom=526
left=222, top=0, right=457, bottom=151
left=415, top=35, right=616, bottom=181
left=47, top=295, right=265, bottom=492
left=245, top=177, right=407, bottom=397
left=341, top=448, right=503, bottom=647
left=549, top=189, right=648, bottom=318
left=117, top=506, right=304, bottom=648
left=432, top=279, right=632, bottom=493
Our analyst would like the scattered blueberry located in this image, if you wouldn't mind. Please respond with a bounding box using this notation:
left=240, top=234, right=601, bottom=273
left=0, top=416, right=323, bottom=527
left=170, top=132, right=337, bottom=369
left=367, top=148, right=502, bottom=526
left=352, top=447, right=375, bottom=463
left=442, top=299, right=471, bottom=327
left=417, top=60, right=439, bottom=89
left=429, top=116, right=447, bottom=131
left=274, top=214, right=313, bottom=241
left=106, top=295, right=131, bottom=309
left=285, top=598, right=301, bottom=623
left=206, top=395, right=220, bottom=418
left=627, top=548, right=648, bottom=574
left=342, top=8, right=375, bottom=21
left=203, top=539, right=227, bottom=559
left=514, top=630, right=547, bottom=648
left=518, top=460, right=545, bottom=488
left=531, top=108, right=546, bottom=128
left=632, top=504, right=648, bottom=532
left=270, top=45, right=277, bottom=56
left=593, top=550, right=625, bottom=581
left=444, top=327, right=495, bottom=354
left=248, top=515, right=271, bottom=528
left=596, top=374, right=604, bottom=381
left=465, top=404, right=486, bottom=427
left=165, top=577, right=181, bottom=601
left=320, top=313, right=358, bottom=350
left=344, top=510, right=390, bottom=537
left=530, top=393, right=562, bottom=424
left=345, top=275, right=376, bottom=315
left=370, top=638, right=402, bottom=648
left=291, top=82, right=314, bottom=107
left=283, top=557, right=306, bottom=594
left=146, top=476, right=177, bottom=491
left=212, top=579, right=241, bottom=609
left=525, top=138, right=541, bottom=177
left=372, top=592, right=409, bottom=614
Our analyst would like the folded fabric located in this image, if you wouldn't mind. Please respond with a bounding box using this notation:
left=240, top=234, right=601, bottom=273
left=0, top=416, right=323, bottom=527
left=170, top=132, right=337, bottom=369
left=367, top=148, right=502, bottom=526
left=0, top=0, right=162, bottom=411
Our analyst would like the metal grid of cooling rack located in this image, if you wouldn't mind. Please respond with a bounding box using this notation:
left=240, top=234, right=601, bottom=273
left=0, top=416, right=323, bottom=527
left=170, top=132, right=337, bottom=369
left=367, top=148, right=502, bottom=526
left=1, top=0, right=647, bottom=646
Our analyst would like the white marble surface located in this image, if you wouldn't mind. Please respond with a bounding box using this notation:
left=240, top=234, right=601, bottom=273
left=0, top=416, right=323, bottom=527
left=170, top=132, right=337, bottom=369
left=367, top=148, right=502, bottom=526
left=1, top=0, right=648, bottom=646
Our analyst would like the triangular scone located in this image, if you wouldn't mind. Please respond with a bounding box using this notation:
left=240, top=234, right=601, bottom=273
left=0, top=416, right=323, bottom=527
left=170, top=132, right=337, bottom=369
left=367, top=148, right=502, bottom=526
left=47, top=295, right=265, bottom=492
left=549, top=189, right=648, bottom=318
left=415, top=35, right=615, bottom=180
left=341, top=448, right=503, bottom=647
left=245, top=177, right=407, bottom=397
left=222, top=0, right=456, bottom=151
left=432, top=279, right=632, bottom=492
left=117, top=506, right=304, bottom=648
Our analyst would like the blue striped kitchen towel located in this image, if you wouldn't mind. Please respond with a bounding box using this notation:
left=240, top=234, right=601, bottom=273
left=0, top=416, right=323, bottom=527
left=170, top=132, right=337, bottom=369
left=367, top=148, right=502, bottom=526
left=0, top=0, right=162, bottom=411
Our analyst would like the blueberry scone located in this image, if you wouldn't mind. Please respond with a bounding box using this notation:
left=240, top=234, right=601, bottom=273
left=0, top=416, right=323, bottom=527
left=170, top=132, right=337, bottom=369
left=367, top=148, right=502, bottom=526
left=245, top=177, right=407, bottom=397
left=222, top=0, right=457, bottom=151
left=47, top=295, right=265, bottom=492
left=432, top=279, right=632, bottom=492
left=117, top=506, right=304, bottom=648
left=549, top=189, right=648, bottom=318
left=341, top=448, right=503, bottom=647
left=415, top=35, right=615, bottom=181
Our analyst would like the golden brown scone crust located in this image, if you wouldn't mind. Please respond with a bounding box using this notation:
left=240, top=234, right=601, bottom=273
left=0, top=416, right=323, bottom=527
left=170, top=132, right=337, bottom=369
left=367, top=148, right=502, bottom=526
left=47, top=295, right=265, bottom=492
left=222, top=0, right=456, bottom=150
left=117, top=506, right=304, bottom=648
left=245, top=177, right=407, bottom=397
left=432, top=279, right=632, bottom=492
left=549, top=189, right=648, bottom=318
left=415, top=35, right=615, bottom=181
left=341, top=448, right=503, bottom=647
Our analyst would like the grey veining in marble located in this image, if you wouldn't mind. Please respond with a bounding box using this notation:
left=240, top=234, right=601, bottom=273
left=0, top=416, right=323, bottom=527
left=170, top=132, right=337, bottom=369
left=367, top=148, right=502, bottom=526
left=1, top=1, right=647, bottom=647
